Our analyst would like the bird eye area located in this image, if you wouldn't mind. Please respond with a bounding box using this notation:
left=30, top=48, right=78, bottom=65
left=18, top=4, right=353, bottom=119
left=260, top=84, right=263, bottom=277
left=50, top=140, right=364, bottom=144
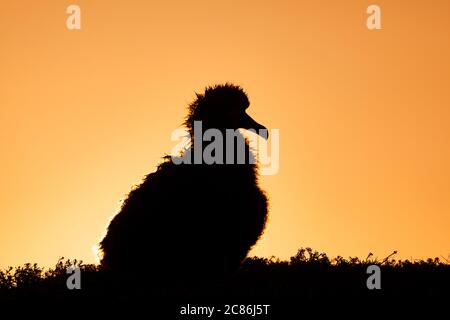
left=185, top=83, right=252, bottom=128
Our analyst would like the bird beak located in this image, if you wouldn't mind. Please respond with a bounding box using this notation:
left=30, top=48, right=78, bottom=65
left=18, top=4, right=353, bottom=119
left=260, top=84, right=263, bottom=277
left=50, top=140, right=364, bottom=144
left=240, top=112, right=269, bottom=139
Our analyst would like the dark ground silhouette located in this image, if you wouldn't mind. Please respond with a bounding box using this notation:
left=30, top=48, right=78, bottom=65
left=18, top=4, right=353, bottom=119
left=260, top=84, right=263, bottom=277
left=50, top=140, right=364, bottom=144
left=1, top=248, right=449, bottom=315
left=99, top=84, right=268, bottom=287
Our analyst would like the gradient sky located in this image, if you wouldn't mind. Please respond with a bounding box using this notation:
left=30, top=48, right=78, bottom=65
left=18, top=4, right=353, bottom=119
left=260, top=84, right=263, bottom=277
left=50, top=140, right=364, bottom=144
left=1, top=0, right=449, bottom=268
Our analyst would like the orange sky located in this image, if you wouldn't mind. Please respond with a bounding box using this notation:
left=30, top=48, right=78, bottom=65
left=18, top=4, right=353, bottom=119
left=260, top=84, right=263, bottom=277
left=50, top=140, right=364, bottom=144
left=1, top=0, right=449, bottom=268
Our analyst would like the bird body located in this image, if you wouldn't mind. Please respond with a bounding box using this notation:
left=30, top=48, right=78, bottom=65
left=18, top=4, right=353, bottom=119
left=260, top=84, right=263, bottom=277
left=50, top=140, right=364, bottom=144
left=99, top=84, right=268, bottom=286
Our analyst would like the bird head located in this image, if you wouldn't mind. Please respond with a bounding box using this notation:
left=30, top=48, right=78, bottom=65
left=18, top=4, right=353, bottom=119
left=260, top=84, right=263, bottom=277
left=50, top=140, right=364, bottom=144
left=185, top=84, right=268, bottom=139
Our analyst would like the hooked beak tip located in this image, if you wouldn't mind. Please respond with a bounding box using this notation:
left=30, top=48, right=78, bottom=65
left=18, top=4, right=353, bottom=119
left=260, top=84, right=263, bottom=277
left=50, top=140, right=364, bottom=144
left=242, top=112, right=268, bottom=139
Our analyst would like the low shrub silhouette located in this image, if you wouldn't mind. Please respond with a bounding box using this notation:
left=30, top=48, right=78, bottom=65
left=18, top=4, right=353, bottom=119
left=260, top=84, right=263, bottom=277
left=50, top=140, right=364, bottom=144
left=1, top=248, right=449, bottom=306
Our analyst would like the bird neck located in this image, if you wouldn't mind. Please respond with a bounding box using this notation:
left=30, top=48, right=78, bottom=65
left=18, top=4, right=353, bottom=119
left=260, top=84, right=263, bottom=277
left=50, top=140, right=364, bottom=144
left=187, top=129, right=255, bottom=165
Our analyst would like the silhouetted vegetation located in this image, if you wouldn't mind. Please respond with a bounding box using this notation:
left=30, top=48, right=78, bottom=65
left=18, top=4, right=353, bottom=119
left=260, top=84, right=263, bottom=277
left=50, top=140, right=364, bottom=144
left=1, top=248, right=449, bottom=308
